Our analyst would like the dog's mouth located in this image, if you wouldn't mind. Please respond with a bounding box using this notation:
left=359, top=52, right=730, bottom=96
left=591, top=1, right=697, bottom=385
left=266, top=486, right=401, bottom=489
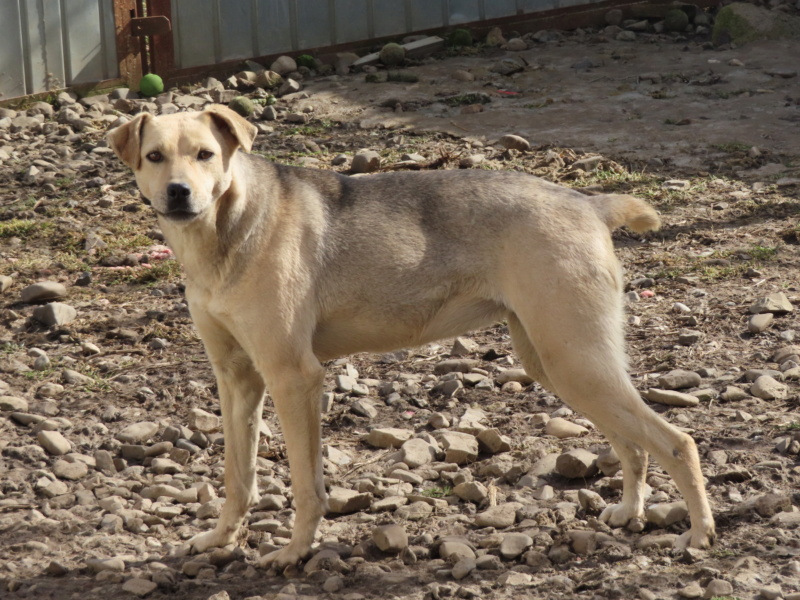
left=159, top=209, right=199, bottom=222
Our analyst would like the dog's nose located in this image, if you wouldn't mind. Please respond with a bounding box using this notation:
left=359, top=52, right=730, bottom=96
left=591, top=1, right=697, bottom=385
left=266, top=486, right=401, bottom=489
left=167, top=183, right=191, bottom=203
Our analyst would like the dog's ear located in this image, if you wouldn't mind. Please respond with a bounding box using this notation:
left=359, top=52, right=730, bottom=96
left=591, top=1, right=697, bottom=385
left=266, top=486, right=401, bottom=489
left=204, top=105, right=258, bottom=153
left=107, top=113, right=151, bottom=170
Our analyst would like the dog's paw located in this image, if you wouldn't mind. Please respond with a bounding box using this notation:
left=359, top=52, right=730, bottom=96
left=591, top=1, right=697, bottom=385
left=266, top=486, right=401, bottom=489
left=258, top=542, right=313, bottom=571
left=599, top=503, right=645, bottom=529
left=183, top=529, right=235, bottom=555
left=674, top=526, right=716, bottom=550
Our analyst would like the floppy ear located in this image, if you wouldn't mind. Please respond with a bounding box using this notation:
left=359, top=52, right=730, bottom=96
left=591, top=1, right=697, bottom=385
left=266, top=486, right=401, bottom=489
left=204, top=104, right=258, bottom=153
left=107, top=113, right=151, bottom=170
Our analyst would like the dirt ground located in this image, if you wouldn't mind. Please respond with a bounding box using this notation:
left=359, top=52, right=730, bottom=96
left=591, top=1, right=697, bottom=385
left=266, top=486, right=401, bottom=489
left=1, top=12, right=800, bottom=600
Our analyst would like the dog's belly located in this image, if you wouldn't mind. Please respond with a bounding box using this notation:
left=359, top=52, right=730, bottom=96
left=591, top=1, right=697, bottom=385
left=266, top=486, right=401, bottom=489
left=312, top=297, right=506, bottom=362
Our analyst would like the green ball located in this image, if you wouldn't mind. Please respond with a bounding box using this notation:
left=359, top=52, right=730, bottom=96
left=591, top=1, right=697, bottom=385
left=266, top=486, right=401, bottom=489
left=139, top=73, right=164, bottom=97
left=448, top=29, right=473, bottom=47
left=228, top=96, right=254, bottom=117
left=379, top=43, right=406, bottom=67
left=296, top=54, right=316, bottom=70
left=664, top=9, right=689, bottom=32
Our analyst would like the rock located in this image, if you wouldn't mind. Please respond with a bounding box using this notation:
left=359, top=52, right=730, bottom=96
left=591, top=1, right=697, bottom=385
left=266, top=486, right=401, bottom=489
left=0, top=396, right=28, bottom=412
left=372, top=524, right=408, bottom=553
left=187, top=408, right=220, bottom=432
left=556, top=448, right=598, bottom=479
left=721, top=386, right=749, bottom=402
left=645, top=501, right=688, bottom=527
left=451, top=557, right=476, bottom=579
left=270, top=55, right=297, bottom=75
left=439, top=541, right=475, bottom=561
left=678, top=330, right=703, bottom=346
left=545, top=417, right=588, bottom=439
left=328, top=487, right=372, bottom=513
left=703, top=579, right=733, bottom=599
left=116, top=421, right=159, bottom=444
left=367, top=427, right=413, bottom=449
left=453, top=481, right=488, bottom=504
left=750, top=375, right=788, bottom=400
left=32, top=302, right=77, bottom=327
left=485, top=27, right=506, bottom=46
left=451, top=336, right=479, bottom=356
left=52, top=459, right=88, bottom=480
left=663, top=8, right=689, bottom=32
left=38, top=430, right=71, bottom=455
left=335, top=374, right=356, bottom=392
left=596, top=446, right=621, bottom=476
left=498, top=134, right=530, bottom=152
left=21, top=281, right=67, bottom=303
left=498, top=571, right=532, bottom=586
left=754, top=493, right=791, bottom=517
left=578, top=489, right=607, bottom=512
left=434, top=359, right=479, bottom=374
left=644, top=388, right=700, bottom=407
left=505, top=38, right=527, bottom=51
left=351, top=150, right=381, bottom=174
left=400, top=438, right=437, bottom=468
left=748, top=313, right=774, bottom=333
left=122, top=578, right=158, bottom=597
left=477, top=428, right=511, bottom=454
left=656, top=369, right=701, bottom=390
left=436, top=431, right=479, bottom=464
left=495, top=369, right=533, bottom=385
left=474, top=502, right=522, bottom=528
left=500, top=533, right=533, bottom=559
left=713, top=2, right=800, bottom=46
left=87, top=557, right=125, bottom=573
left=749, top=292, right=794, bottom=314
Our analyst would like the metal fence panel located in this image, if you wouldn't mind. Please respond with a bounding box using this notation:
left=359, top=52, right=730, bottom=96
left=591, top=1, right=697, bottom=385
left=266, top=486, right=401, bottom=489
left=219, top=0, right=255, bottom=62
left=172, top=0, right=217, bottom=68
left=295, top=0, right=332, bottom=49
left=371, top=0, right=407, bottom=38
left=448, top=0, right=481, bottom=25
left=335, top=0, right=370, bottom=44
left=485, top=0, right=518, bottom=19
left=0, top=2, right=26, bottom=99
left=255, top=0, right=293, bottom=56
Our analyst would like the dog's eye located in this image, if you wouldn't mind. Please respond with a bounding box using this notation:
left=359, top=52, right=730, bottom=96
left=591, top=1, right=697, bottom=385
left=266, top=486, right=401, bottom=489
left=197, top=150, right=214, bottom=161
left=146, top=151, right=163, bottom=163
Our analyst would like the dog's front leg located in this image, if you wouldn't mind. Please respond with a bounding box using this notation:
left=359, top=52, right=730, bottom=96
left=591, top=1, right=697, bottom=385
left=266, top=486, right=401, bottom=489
left=185, top=311, right=266, bottom=554
left=258, top=354, right=327, bottom=570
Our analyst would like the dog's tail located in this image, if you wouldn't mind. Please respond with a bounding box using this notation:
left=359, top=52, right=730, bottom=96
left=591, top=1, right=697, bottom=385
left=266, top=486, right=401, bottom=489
left=588, top=194, right=661, bottom=233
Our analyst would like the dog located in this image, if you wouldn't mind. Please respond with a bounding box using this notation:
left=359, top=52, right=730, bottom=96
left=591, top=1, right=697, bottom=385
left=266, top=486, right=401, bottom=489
left=108, top=105, right=715, bottom=568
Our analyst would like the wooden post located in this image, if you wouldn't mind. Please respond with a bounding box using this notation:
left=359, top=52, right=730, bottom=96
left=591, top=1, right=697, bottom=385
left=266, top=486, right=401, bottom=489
left=114, top=0, right=142, bottom=90
left=148, top=0, right=175, bottom=78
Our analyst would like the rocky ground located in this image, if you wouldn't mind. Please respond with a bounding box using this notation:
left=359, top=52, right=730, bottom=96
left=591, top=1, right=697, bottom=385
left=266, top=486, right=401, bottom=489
left=1, top=3, right=800, bottom=600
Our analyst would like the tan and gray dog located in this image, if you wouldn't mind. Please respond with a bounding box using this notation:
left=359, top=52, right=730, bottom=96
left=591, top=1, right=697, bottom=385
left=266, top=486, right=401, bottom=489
left=108, top=105, right=714, bottom=568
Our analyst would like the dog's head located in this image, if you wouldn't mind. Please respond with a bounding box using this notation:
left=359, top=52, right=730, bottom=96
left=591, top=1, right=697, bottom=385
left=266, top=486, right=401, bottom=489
left=108, top=105, right=257, bottom=223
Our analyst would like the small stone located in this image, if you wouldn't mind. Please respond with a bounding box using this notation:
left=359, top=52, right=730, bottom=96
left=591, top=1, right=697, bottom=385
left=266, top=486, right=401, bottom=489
left=439, top=541, right=475, bottom=561
left=474, top=502, right=522, bottom=528
left=596, top=446, right=621, bottom=476
left=748, top=313, right=774, bottom=333
left=657, top=369, right=701, bottom=390
left=270, top=55, right=297, bottom=75
left=476, top=428, right=511, bottom=454
left=87, top=557, right=126, bottom=573
left=645, top=501, right=689, bottom=527
left=721, top=386, right=748, bottom=402
left=52, top=459, right=88, bottom=480
left=328, top=486, right=372, bottom=513
left=453, top=481, right=488, bottom=504
left=0, top=396, right=28, bottom=412
left=495, top=369, right=533, bottom=385
left=545, top=417, right=588, bottom=439
left=122, top=578, right=158, bottom=597
left=679, top=582, right=704, bottom=598
left=451, top=337, right=479, bottom=356
left=434, top=359, right=479, bottom=374
left=500, top=533, right=533, bottom=559
left=703, top=579, right=733, bottom=599
left=32, top=302, right=77, bottom=326
left=678, top=330, right=703, bottom=346
left=578, top=489, right=607, bottom=512
left=351, top=150, right=381, bottom=174
left=116, top=421, right=159, bottom=444
left=38, top=430, right=71, bottom=455
left=187, top=408, right=220, bottom=432
left=400, top=438, right=437, bottom=468
left=451, top=557, right=476, bottom=579
left=556, top=448, right=598, bottom=479
left=21, top=281, right=67, bottom=303
left=750, top=292, right=793, bottom=314
left=437, top=431, right=479, bottom=464
left=498, top=134, right=530, bottom=152
left=372, top=524, right=408, bottom=553
left=367, top=427, right=413, bottom=449
left=498, top=571, right=532, bottom=586
left=644, top=388, right=700, bottom=407
left=751, top=375, right=788, bottom=400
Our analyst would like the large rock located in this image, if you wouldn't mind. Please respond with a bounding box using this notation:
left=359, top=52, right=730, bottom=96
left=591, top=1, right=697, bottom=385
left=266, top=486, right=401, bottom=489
left=474, top=502, right=522, bottom=528
left=656, top=369, right=701, bottom=390
left=372, top=524, right=408, bottom=553
left=366, top=427, right=413, bottom=449
left=556, top=448, right=598, bottom=479
left=400, top=437, right=437, bottom=467
left=751, top=375, right=788, bottom=400
left=436, top=431, right=479, bottom=465
left=21, top=281, right=67, bottom=303
left=749, top=292, right=794, bottom=315
left=328, top=487, right=372, bottom=513
left=32, top=302, right=77, bottom=327
left=644, top=388, right=700, bottom=407
left=713, top=3, right=800, bottom=46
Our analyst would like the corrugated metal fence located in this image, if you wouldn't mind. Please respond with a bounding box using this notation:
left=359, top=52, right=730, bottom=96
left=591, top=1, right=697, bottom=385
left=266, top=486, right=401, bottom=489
left=0, top=0, right=118, bottom=99
left=1, top=0, right=605, bottom=100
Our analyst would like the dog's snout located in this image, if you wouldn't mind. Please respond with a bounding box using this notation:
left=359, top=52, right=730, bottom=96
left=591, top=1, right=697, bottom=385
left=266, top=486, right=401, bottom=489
left=167, top=183, right=192, bottom=203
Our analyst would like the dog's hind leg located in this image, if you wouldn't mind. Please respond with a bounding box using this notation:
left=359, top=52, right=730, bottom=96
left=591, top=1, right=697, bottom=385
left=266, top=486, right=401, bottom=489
left=598, top=431, right=649, bottom=528
left=185, top=311, right=266, bottom=554
left=506, top=312, right=555, bottom=393
left=257, top=350, right=327, bottom=570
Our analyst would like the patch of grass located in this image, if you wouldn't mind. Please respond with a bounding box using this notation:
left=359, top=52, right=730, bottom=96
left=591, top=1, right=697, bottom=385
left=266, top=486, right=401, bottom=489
left=443, top=93, right=490, bottom=107
left=784, top=422, right=800, bottom=431
left=747, top=244, right=778, bottom=261
left=712, top=141, right=751, bottom=153
left=422, top=485, right=452, bottom=498
left=0, top=219, right=46, bottom=238
left=709, top=548, right=737, bottom=559
left=23, top=369, right=55, bottom=381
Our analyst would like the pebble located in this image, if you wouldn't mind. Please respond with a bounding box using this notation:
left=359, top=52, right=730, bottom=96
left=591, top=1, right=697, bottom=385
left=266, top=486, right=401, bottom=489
left=748, top=312, right=774, bottom=333
left=497, top=134, right=531, bottom=152
left=495, top=368, right=533, bottom=385
left=703, top=579, right=733, bottom=599
left=372, top=524, right=408, bottom=552
left=351, top=150, right=381, bottom=174
left=121, top=578, right=158, bottom=597
left=474, top=502, right=521, bottom=528
left=32, top=302, right=77, bottom=326
left=436, top=431, right=479, bottom=464
left=52, top=459, right=88, bottom=480
left=500, top=533, right=533, bottom=559
left=37, top=430, right=71, bottom=455
left=750, top=292, right=794, bottom=314
left=451, top=557, right=476, bottom=579
left=453, top=481, right=488, bottom=503
left=328, top=487, right=372, bottom=513
left=116, top=421, right=159, bottom=444
left=439, top=541, right=475, bottom=561
left=556, top=448, right=598, bottom=479
left=644, top=388, right=700, bottom=407
left=656, top=369, right=701, bottom=390
left=21, top=281, right=67, bottom=303
left=545, top=417, right=588, bottom=439
left=751, top=375, right=788, bottom=400
left=0, top=396, right=28, bottom=412
left=645, top=500, right=688, bottom=527
left=400, top=437, right=437, bottom=467
left=367, top=427, right=413, bottom=448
